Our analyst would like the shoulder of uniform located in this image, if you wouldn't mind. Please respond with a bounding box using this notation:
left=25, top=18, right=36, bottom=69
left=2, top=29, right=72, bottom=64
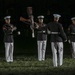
left=57, top=23, right=64, bottom=30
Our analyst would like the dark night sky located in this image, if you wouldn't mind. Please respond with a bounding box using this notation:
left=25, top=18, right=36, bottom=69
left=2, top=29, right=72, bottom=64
left=0, top=0, right=74, bottom=30
left=0, top=0, right=75, bottom=54
left=0, top=0, right=75, bottom=22
left=0, top=0, right=75, bottom=24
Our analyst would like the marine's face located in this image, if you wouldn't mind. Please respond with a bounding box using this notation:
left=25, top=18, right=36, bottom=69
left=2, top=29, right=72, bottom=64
left=38, top=18, right=43, bottom=23
left=54, top=17, right=59, bottom=22
left=5, top=18, right=10, bottom=24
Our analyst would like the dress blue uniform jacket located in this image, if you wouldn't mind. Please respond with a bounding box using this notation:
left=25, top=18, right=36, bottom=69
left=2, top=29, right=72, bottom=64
left=36, top=24, right=47, bottom=41
left=3, top=24, right=14, bottom=43
left=47, top=21, right=67, bottom=42
left=68, top=24, right=75, bottom=42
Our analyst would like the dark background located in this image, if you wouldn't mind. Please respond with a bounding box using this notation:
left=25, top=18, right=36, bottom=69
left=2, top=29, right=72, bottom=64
left=0, top=0, right=75, bottom=56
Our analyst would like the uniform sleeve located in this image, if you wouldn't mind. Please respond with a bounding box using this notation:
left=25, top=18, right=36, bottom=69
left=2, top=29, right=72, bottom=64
left=3, top=24, right=16, bottom=35
left=2, top=25, right=10, bottom=33
left=59, top=24, right=67, bottom=41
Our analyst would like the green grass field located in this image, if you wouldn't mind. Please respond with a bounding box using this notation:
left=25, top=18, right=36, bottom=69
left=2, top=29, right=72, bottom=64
left=0, top=55, right=75, bottom=75
left=0, top=41, right=74, bottom=75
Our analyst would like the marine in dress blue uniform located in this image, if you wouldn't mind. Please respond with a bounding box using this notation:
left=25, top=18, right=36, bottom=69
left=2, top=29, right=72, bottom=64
left=68, top=17, right=75, bottom=58
left=3, top=16, right=17, bottom=62
left=47, top=14, right=67, bottom=67
left=35, top=15, right=47, bottom=61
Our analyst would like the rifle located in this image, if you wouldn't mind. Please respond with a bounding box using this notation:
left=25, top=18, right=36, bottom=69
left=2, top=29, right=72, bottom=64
left=20, top=7, right=35, bottom=38
left=27, top=7, right=35, bottom=38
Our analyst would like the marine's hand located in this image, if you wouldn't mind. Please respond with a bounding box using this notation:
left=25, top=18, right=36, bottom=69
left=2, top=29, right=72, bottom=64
left=68, top=40, right=71, bottom=43
left=17, top=31, right=21, bottom=35
left=64, top=40, right=67, bottom=42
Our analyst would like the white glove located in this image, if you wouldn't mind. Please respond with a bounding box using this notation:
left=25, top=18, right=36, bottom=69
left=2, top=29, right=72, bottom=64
left=68, top=40, right=71, bottom=43
left=64, top=40, right=67, bottom=42
left=47, top=29, right=51, bottom=34
left=32, top=32, right=35, bottom=38
left=18, top=31, right=21, bottom=35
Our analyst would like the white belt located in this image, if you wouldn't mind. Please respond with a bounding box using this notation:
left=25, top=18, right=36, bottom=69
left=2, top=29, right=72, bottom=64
left=71, top=33, right=75, bottom=35
left=38, top=31, right=46, bottom=33
left=51, top=32, right=60, bottom=34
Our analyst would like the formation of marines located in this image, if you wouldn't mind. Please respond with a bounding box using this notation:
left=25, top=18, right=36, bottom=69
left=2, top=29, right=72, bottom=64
left=2, top=7, right=75, bottom=67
